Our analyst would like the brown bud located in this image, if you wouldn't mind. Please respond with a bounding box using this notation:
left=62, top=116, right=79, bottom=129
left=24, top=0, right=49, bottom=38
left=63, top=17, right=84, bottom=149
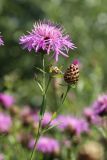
left=64, top=60, right=79, bottom=85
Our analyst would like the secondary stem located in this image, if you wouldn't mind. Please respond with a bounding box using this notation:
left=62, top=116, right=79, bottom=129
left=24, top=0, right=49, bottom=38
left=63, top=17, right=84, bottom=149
left=42, top=85, right=71, bottom=133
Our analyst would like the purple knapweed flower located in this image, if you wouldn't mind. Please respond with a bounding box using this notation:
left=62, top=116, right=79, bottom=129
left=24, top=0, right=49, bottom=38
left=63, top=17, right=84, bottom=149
left=83, top=107, right=101, bottom=125
left=57, top=115, right=89, bottom=136
left=0, top=35, right=4, bottom=46
left=92, top=94, right=107, bottom=116
left=19, top=20, right=76, bottom=61
left=0, top=93, right=15, bottom=109
left=28, top=136, right=60, bottom=155
left=0, top=112, right=12, bottom=133
left=32, top=112, right=57, bottom=128
left=41, top=112, right=52, bottom=127
left=77, top=119, right=89, bottom=135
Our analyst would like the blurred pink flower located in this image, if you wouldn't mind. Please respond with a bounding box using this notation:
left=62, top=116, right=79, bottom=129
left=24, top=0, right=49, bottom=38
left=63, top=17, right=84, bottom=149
left=83, top=107, right=101, bottom=125
left=32, top=112, right=57, bottom=128
left=0, top=112, right=12, bottom=133
left=0, top=154, right=4, bottom=160
left=20, top=105, right=32, bottom=117
left=19, top=20, right=76, bottom=61
left=20, top=106, right=34, bottom=125
left=0, top=35, right=4, bottom=46
left=41, top=112, right=52, bottom=127
left=92, top=94, right=107, bottom=116
left=28, top=136, right=60, bottom=155
left=0, top=93, right=15, bottom=108
left=57, top=115, right=89, bottom=136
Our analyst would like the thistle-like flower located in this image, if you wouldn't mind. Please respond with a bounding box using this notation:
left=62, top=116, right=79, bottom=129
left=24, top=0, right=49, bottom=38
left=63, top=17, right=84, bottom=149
left=19, top=20, right=76, bottom=61
left=57, top=115, right=89, bottom=136
left=0, top=93, right=15, bottom=109
left=83, top=107, right=102, bottom=125
left=0, top=112, right=12, bottom=133
left=28, top=136, right=60, bottom=155
left=92, top=94, right=107, bottom=116
left=64, top=59, right=79, bottom=85
left=0, top=35, right=4, bottom=46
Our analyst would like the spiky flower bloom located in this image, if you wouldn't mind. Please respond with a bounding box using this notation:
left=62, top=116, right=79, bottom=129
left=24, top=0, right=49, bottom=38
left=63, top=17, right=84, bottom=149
left=0, top=93, right=15, bottom=109
left=28, top=136, right=60, bottom=155
left=0, top=35, right=4, bottom=46
left=64, top=59, right=79, bottom=85
left=19, top=20, right=76, bottom=61
left=92, top=94, right=107, bottom=117
left=0, top=112, right=12, bottom=133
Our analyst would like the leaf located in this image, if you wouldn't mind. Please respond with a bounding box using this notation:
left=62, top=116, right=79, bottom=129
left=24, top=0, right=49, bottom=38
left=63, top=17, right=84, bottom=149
left=42, top=123, right=60, bottom=134
left=36, top=81, right=43, bottom=92
left=93, top=125, right=107, bottom=138
left=52, top=74, right=63, bottom=78
left=60, top=93, right=64, bottom=100
left=51, top=112, right=57, bottom=120
left=34, top=74, right=43, bottom=92
left=35, top=67, right=47, bottom=74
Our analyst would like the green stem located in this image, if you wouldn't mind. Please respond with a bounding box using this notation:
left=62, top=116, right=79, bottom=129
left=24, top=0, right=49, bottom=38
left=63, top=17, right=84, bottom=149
left=29, top=55, right=51, bottom=160
left=29, top=55, right=45, bottom=160
left=42, top=85, right=71, bottom=133
left=29, top=119, right=41, bottom=160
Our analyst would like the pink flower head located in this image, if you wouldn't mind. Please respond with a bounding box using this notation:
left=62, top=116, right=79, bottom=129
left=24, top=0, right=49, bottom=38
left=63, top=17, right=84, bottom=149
left=92, top=94, right=107, bottom=116
left=0, top=93, right=15, bottom=108
left=0, top=35, right=4, bottom=46
left=41, top=112, right=52, bottom=127
left=83, top=107, right=101, bottom=125
left=19, top=20, right=76, bottom=61
left=28, top=136, right=60, bottom=155
left=32, top=112, right=57, bottom=128
left=57, top=115, right=89, bottom=136
left=0, top=112, right=12, bottom=133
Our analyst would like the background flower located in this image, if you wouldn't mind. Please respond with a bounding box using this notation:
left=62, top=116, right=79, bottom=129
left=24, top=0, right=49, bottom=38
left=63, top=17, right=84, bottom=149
left=0, top=154, right=4, bottom=160
left=0, top=93, right=15, bottom=108
left=0, top=36, right=4, bottom=46
left=92, top=94, right=107, bottom=116
left=57, top=115, right=89, bottom=136
left=28, top=136, right=60, bottom=155
left=0, top=112, right=12, bottom=133
left=83, top=107, right=102, bottom=125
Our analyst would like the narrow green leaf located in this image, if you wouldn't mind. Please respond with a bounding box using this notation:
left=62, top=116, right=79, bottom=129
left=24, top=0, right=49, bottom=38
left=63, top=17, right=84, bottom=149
left=35, top=67, right=46, bottom=74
